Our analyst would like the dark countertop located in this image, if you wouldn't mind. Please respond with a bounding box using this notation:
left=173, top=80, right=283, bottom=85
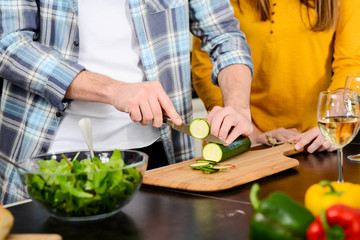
left=7, top=143, right=360, bottom=240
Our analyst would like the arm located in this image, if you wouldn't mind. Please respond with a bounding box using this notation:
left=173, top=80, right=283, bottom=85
left=0, top=0, right=84, bottom=111
left=192, top=36, right=253, bottom=144
left=0, top=1, right=181, bottom=127
left=328, top=0, right=360, bottom=90
left=66, top=71, right=182, bottom=127
left=206, top=64, right=253, bottom=145
left=192, top=41, right=300, bottom=145
left=189, top=0, right=254, bottom=144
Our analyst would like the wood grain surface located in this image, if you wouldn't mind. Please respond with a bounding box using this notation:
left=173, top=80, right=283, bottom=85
left=142, top=143, right=301, bottom=192
left=6, top=234, right=62, bottom=240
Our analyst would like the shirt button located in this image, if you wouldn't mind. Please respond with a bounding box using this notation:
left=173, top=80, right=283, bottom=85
left=271, top=12, right=275, bottom=15
left=270, top=30, right=273, bottom=34
left=273, top=3, right=277, bottom=6
left=271, top=20, right=274, bottom=24
left=73, top=40, right=79, bottom=46
left=56, top=111, right=63, bottom=118
left=33, top=33, right=39, bottom=41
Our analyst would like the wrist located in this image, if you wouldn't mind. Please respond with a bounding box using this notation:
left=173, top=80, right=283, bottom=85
left=66, top=70, right=120, bottom=104
left=218, top=64, right=252, bottom=114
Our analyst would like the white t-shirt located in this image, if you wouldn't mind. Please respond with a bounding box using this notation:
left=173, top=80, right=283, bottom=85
left=48, top=0, right=160, bottom=153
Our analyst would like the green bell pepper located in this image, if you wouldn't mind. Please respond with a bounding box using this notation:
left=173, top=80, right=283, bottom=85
left=249, top=183, right=314, bottom=240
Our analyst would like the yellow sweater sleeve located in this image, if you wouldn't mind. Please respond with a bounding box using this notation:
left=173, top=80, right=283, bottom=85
left=191, top=36, right=223, bottom=111
left=329, top=0, right=360, bottom=90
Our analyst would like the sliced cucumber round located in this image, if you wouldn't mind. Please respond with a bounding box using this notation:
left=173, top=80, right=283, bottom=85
left=189, top=162, right=212, bottom=170
left=196, top=159, right=217, bottom=164
left=200, top=165, right=220, bottom=174
left=211, top=166, right=228, bottom=170
left=189, top=118, right=210, bottom=139
left=202, top=143, right=223, bottom=162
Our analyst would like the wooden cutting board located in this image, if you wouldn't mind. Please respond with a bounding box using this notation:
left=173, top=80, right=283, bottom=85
left=142, top=143, right=301, bottom=192
left=6, top=234, right=62, bottom=240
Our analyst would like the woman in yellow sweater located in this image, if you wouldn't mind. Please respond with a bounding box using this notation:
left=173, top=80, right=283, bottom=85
left=192, top=0, right=360, bottom=152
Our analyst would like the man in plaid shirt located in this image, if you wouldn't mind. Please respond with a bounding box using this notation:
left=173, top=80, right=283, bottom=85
left=0, top=0, right=253, bottom=204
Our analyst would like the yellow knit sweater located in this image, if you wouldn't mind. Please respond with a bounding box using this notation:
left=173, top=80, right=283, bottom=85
left=192, top=0, right=360, bottom=132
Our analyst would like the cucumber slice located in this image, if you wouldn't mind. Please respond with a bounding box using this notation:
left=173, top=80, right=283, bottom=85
left=189, top=118, right=210, bottom=139
left=190, top=161, right=229, bottom=173
left=211, top=166, right=228, bottom=170
left=202, top=136, right=251, bottom=162
left=189, top=162, right=212, bottom=170
left=200, top=166, right=220, bottom=174
left=196, top=159, right=217, bottom=164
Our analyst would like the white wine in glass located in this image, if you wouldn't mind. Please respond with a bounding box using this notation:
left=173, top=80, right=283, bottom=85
left=317, top=90, right=360, bottom=183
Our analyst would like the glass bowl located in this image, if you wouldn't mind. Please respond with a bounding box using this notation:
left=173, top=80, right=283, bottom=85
left=16, top=149, right=148, bottom=221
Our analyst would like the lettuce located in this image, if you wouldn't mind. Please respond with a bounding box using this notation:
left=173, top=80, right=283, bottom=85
left=25, top=149, right=141, bottom=217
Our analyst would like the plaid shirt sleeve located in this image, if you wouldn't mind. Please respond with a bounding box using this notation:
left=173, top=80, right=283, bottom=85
left=0, top=0, right=84, bottom=204
left=189, top=0, right=254, bottom=85
left=0, top=0, right=84, bottom=111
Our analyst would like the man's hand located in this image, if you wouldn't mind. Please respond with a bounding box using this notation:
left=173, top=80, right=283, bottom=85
left=291, top=126, right=336, bottom=153
left=208, top=64, right=253, bottom=145
left=110, top=81, right=181, bottom=127
left=206, top=106, right=252, bottom=145
left=65, top=71, right=182, bottom=127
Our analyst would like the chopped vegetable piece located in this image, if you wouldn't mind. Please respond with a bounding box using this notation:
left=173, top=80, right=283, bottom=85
left=195, top=159, right=217, bottom=164
left=189, top=162, right=228, bottom=174
left=202, top=136, right=251, bottom=162
left=200, top=166, right=219, bottom=174
left=189, top=118, right=210, bottom=139
left=189, top=162, right=212, bottom=170
left=211, top=166, right=228, bottom=170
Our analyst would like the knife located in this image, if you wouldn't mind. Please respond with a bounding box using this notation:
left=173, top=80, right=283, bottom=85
left=165, top=118, right=227, bottom=145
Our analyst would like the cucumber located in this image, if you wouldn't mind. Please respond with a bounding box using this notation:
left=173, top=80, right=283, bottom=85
left=200, top=166, right=219, bottom=174
left=211, top=165, right=228, bottom=170
left=202, top=136, right=251, bottom=162
left=189, top=118, right=210, bottom=139
left=190, top=161, right=228, bottom=174
left=189, top=162, right=212, bottom=170
left=195, top=159, right=217, bottom=164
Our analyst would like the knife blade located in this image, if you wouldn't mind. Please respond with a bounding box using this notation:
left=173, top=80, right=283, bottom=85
left=165, top=118, right=227, bottom=145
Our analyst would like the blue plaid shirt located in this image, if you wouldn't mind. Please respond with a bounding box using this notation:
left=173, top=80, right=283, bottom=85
left=0, top=0, right=253, bottom=204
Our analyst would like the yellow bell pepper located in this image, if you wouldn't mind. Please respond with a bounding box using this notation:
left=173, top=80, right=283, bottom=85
left=304, top=180, right=360, bottom=216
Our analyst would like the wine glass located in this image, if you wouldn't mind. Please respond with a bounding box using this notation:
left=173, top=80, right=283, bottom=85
left=317, top=90, right=360, bottom=183
left=345, top=74, right=360, bottom=94
left=345, top=74, right=360, bottom=161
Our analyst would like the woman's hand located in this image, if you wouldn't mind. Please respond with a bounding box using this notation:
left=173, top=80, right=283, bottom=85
left=291, top=126, right=336, bottom=153
left=251, top=128, right=300, bottom=146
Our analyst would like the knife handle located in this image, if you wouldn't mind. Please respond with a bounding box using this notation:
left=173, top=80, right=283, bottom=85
left=164, top=118, right=175, bottom=128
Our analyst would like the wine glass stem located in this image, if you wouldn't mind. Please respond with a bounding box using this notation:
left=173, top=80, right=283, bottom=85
left=337, top=147, right=344, bottom=183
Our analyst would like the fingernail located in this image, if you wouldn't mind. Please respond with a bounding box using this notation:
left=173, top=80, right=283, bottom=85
left=294, top=144, right=300, bottom=151
left=175, top=117, right=182, bottom=125
left=220, top=138, right=228, bottom=145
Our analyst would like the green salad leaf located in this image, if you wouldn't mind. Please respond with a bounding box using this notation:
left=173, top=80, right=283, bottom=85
left=26, top=149, right=142, bottom=217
